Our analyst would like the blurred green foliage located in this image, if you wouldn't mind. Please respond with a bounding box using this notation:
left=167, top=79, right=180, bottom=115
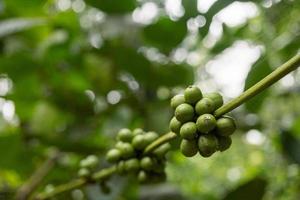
left=0, top=0, right=300, bottom=200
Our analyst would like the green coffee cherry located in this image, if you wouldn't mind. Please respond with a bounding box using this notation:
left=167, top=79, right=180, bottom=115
left=169, top=117, right=182, bottom=134
left=132, top=134, right=147, bottom=150
left=180, top=139, right=198, bottom=157
left=133, top=128, right=144, bottom=136
left=195, top=98, right=215, bottom=115
left=118, top=143, right=135, bottom=159
left=196, top=114, right=216, bottom=133
left=124, top=158, right=140, bottom=172
left=153, top=143, right=171, bottom=158
left=78, top=168, right=90, bottom=178
left=106, top=149, right=121, bottom=163
left=198, top=135, right=218, bottom=157
left=217, top=136, right=232, bottom=152
left=144, top=132, right=159, bottom=144
left=204, top=92, right=223, bottom=109
left=117, top=161, right=125, bottom=174
left=138, top=170, right=148, bottom=183
left=140, top=157, right=155, bottom=171
left=170, top=94, right=185, bottom=109
left=184, top=86, right=202, bottom=104
left=175, top=103, right=194, bottom=123
left=80, top=155, right=99, bottom=169
left=117, top=128, right=133, bottom=142
left=115, top=141, right=125, bottom=150
left=216, top=116, right=236, bottom=136
left=180, top=122, right=197, bottom=140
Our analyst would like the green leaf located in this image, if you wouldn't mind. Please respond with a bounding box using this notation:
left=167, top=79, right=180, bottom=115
left=142, top=17, right=187, bottom=54
left=244, top=57, right=272, bottom=113
left=280, top=129, right=300, bottom=164
left=223, top=177, right=267, bottom=200
left=0, top=18, right=45, bottom=38
left=182, top=0, right=198, bottom=19
left=84, top=0, right=136, bottom=14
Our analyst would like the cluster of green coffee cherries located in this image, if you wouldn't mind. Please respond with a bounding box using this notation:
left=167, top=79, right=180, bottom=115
left=78, top=155, right=99, bottom=178
left=169, top=86, right=236, bottom=158
left=105, top=128, right=170, bottom=183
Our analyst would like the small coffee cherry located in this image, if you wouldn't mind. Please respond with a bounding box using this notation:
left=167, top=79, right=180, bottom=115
left=117, top=128, right=133, bottom=142
left=180, top=122, right=197, bottom=140
left=169, top=117, right=182, bottom=134
left=118, top=143, right=135, bottom=159
left=115, top=141, right=125, bottom=150
left=196, top=114, right=216, bottom=133
left=195, top=98, right=215, bottom=115
left=180, top=139, right=198, bottom=157
left=133, top=128, right=144, bottom=136
left=184, top=86, right=202, bottom=104
left=153, top=143, right=171, bottom=158
left=170, top=94, right=185, bottom=109
left=132, top=134, right=147, bottom=150
left=117, top=161, right=126, bottom=174
left=138, top=170, right=148, bottom=183
left=124, top=158, right=140, bottom=172
left=80, top=155, right=99, bottom=169
left=140, top=157, right=155, bottom=170
left=198, top=135, right=218, bottom=157
left=217, top=136, right=232, bottom=152
left=216, top=116, right=236, bottom=136
left=204, top=92, right=223, bottom=109
left=144, top=132, right=159, bottom=144
left=175, top=103, right=194, bottom=123
left=106, top=149, right=121, bottom=163
left=78, top=168, right=90, bottom=178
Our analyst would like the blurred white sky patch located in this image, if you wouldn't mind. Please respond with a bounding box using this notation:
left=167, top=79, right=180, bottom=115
left=245, top=129, right=266, bottom=145
left=197, top=0, right=217, bottom=13
left=132, top=2, right=159, bottom=25
left=165, top=0, right=184, bottom=21
left=2, top=100, right=15, bottom=122
left=205, top=41, right=262, bottom=98
left=216, top=2, right=259, bottom=27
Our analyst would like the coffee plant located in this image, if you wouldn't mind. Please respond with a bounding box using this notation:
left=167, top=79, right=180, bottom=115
left=1, top=1, right=300, bottom=200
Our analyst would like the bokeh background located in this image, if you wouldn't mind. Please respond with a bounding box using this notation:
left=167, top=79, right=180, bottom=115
left=0, top=0, right=300, bottom=199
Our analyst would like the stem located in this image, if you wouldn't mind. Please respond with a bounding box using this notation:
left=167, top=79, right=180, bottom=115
left=214, top=53, right=300, bottom=118
left=16, top=150, right=60, bottom=200
left=33, top=53, right=300, bottom=200
left=143, top=132, right=177, bottom=154
left=34, top=166, right=117, bottom=200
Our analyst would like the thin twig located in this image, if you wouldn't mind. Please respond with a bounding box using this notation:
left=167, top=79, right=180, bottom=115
left=16, top=150, right=60, bottom=200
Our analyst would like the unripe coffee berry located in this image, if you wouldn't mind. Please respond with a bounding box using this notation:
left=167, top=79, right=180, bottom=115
left=216, top=116, right=236, bottom=136
left=133, top=128, right=144, bottom=136
left=117, top=128, right=133, bottom=142
left=204, top=92, right=223, bottom=109
left=180, top=122, right=197, bottom=140
left=217, top=136, right=232, bottom=152
left=195, top=98, right=215, bottom=115
left=144, top=132, right=159, bottom=144
left=196, top=114, right=216, bottom=133
left=180, top=139, right=198, bottom=157
left=169, top=117, right=182, bottom=134
left=119, top=143, right=135, bottom=159
left=117, top=161, right=126, bottom=174
left=198, top=135, right=218, bottom=157
left=153, top=143, right=171, bottom=158
left=106, top=149, right=121, bottom=163
left=175, top=103, right=194, bottom=123
left=140, top=157, right=154, bottom=170
left=138, top=170, right=148, bottom=183
left=124, top=158, right=140, bottom=172
left=170, top=94, right=185, bottom=109
left=78, top=168, right=90, bottom=178
left=184, top=86, right=202, bottom=104
left=132, top=134, right=147, bottom=150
